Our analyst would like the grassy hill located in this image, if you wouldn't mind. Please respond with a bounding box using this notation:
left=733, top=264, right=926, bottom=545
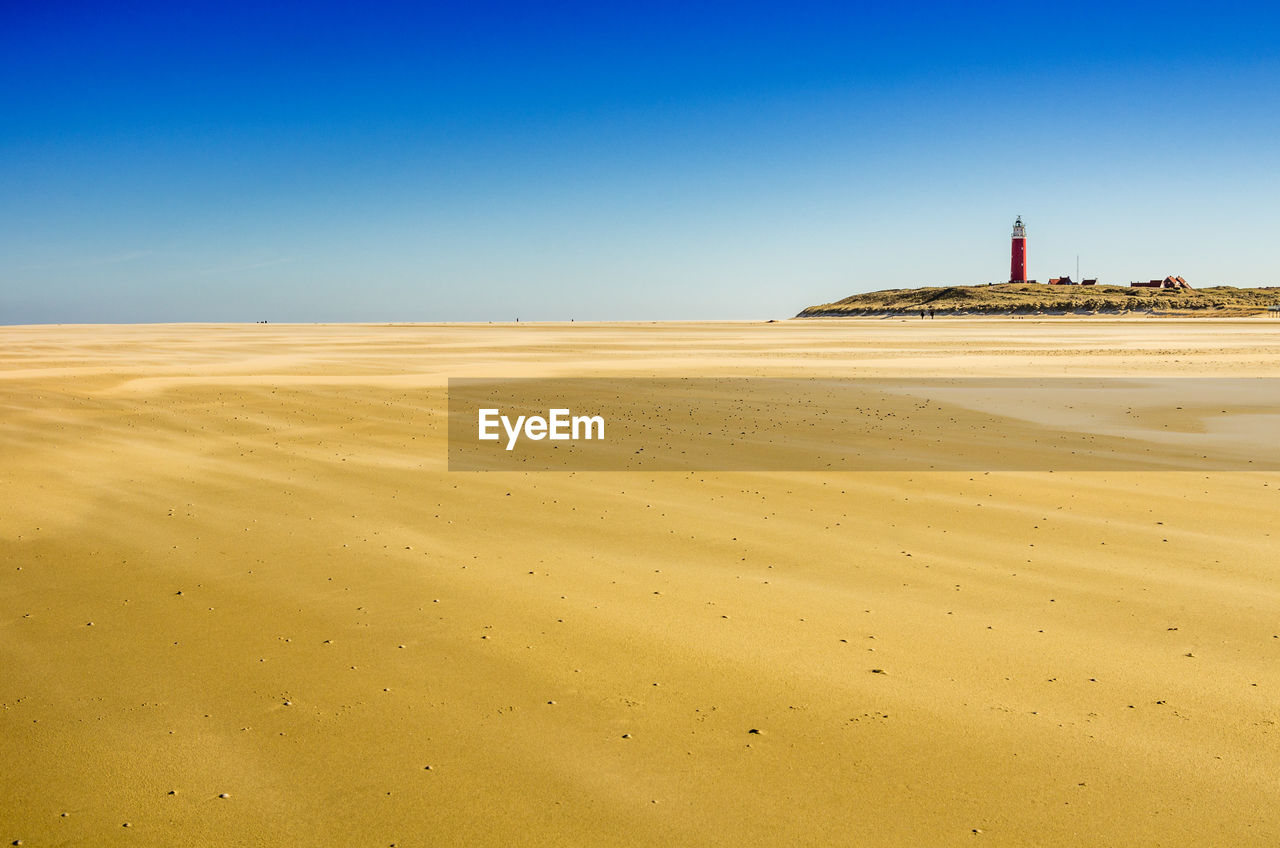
left=798, top=283, right=1280, bottom=317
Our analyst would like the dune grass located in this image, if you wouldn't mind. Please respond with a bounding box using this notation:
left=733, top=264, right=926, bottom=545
left=798, top=283, right=1280, bottom=317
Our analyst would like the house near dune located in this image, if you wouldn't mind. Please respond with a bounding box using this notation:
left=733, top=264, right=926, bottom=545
left=1048, top=276, right=1077, bottom=285
left=1130, top=276, right=1192, bottom=290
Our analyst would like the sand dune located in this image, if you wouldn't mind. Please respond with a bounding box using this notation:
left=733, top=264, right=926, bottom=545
left=3, top=319, right=1279, bottom=846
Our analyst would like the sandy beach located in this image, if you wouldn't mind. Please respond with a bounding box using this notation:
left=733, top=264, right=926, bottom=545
left=3, top=318, right=1279, bottom=846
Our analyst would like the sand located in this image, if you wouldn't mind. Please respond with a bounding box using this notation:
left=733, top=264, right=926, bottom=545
left=2, top=318, right=1279, bottom=846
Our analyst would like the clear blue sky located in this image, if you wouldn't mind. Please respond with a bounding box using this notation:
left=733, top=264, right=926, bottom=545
left=3, top=1, right=1278, bottom=322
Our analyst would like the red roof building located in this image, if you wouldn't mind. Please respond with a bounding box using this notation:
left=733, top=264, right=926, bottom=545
left=1130, top=276, right=1191, bottom=290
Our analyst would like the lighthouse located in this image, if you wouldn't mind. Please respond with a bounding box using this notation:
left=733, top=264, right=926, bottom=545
left=1010, top=215, right=1028, bottom=283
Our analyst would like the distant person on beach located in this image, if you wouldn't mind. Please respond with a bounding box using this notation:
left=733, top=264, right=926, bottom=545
left=920, top=310, right=925, bottom=319
left=929, top=309, right=935, bottom=319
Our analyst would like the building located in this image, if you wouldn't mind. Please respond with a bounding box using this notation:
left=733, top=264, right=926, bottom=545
left=1130, top=276, right=1192, bottom=290
left=1010, top=216, right=1028, bottom=283
left=1048, top=276, right=1076, bottom=285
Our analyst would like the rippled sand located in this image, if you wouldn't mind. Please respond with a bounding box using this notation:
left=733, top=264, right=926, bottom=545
left=3, top=319, right=1279, bottom=846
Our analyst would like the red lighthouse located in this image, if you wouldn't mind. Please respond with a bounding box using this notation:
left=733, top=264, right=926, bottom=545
left=1010, top=215, right=1027, bottom=283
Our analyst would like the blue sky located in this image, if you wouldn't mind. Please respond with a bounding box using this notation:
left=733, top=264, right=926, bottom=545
left=3, top=1, right=1278, bottom=322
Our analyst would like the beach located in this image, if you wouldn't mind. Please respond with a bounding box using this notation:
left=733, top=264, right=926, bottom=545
left=3, top=318, right=1279, bottom=846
